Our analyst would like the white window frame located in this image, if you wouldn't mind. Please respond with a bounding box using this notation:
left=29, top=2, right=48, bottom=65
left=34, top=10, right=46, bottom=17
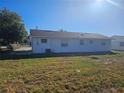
left=61, top=40, right=68, bottom=47
left=41, top=38, right=47, bottom=43
left=120, top=42, right=124, bottom=47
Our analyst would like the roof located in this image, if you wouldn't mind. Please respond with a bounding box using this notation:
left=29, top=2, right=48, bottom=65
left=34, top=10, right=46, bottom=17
left=111, top=35, right=124, bottom=40
left=30, top=29, right=110, bottom=40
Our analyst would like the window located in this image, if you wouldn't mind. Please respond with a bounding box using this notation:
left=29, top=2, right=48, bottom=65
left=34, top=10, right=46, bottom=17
left=61, top=40, right=68, bottom=47
left=89, top=40, right=93, bottom=44
left=120, top=42, right=124, bottom=47
left=80, top=40, right=84, bottom=45
left=61, top=43, right=68, bottom=47
left=41, top=39, right=47, bottom=43
left=101, top=42, right=106, bottom=46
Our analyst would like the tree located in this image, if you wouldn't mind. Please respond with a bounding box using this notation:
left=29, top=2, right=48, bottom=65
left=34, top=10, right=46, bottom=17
left=0, top=8, right=27, bottom=45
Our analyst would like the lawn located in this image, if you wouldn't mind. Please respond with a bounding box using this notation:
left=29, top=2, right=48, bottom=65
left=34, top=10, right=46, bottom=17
left=0, top=52, right=124, bottom=93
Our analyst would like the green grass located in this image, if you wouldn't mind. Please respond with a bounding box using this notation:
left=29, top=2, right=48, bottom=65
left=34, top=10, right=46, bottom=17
left=0, top=52, right=124, bottom=93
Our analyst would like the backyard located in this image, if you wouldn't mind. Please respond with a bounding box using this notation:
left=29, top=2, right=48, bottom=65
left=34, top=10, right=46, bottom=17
left=0, top=52, right=124, bottom=93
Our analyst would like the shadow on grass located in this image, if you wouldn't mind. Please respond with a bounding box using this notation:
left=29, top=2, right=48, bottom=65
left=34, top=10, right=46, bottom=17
left=0, top=51, right=118, bottom=60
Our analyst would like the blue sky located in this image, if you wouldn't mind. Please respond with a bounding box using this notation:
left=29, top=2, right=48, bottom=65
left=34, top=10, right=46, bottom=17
left=0, top=0, right=124, bottom=36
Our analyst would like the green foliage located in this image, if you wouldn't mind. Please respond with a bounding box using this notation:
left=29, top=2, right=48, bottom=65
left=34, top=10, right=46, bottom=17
left=0, top=8, right=27, bottom=45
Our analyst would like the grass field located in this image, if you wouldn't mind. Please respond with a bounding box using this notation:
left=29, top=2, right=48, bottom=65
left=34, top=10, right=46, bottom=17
left=0, top=52, right=124, bottom=93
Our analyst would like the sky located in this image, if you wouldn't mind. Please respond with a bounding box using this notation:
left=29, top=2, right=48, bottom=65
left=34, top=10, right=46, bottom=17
left=0, top=0, right=124, bottom=36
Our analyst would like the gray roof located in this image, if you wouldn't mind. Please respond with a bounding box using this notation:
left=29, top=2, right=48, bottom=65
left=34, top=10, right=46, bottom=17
left=30, top=29, right=110, bottom=40
left=111, top=35, right=124, bottom=40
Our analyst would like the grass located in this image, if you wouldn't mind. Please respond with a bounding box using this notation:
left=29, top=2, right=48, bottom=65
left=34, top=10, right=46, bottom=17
left=0, top=52, right=124, bottom=93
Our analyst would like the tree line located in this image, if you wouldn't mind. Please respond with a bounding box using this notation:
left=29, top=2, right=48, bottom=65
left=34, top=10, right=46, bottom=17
left=0, top=8, right=27, bottom=48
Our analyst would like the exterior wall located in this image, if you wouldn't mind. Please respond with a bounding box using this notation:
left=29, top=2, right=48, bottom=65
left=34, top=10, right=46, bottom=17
left=111, top=40, right=124, bottom=50
left=32, top=37, right=111, bottom=53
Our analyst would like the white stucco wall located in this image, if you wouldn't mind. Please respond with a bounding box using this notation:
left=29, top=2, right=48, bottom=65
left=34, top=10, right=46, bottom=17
left=32, top=37, right=111, bottom=53
left=111, top=40, right=124, bottom=50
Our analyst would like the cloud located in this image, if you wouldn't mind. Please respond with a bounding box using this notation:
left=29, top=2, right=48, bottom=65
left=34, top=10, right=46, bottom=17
left=106, top=0, right=124, bottom=9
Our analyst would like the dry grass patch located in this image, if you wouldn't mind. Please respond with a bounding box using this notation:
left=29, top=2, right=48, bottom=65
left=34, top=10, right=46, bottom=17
left=0, top=53, right=124, bottom=93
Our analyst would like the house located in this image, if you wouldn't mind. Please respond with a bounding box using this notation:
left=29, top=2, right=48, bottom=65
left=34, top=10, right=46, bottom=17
left=111, top=36, right=124, bottom=51
left=30, top=29, right=111, bottom=54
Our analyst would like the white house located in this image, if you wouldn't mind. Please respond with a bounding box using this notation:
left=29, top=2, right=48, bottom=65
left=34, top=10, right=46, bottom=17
left=111, top=36, right=124, bottom=51
left=30, top=29, right=111, bottom=54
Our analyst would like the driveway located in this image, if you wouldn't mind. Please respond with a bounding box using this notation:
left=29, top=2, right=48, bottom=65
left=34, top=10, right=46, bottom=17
left=15, top=46, right=32, bottom=51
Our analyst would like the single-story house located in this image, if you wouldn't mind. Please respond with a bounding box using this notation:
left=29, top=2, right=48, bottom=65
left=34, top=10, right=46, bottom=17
left=111, top=36, right=124, bottom=51
left=30, top=29, right=111, bottom=54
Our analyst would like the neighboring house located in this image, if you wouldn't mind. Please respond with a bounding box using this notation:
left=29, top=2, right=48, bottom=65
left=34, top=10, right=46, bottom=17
left=111, top=36, right=124, bottom=51
left=30, top=29, right=111, bottom=54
